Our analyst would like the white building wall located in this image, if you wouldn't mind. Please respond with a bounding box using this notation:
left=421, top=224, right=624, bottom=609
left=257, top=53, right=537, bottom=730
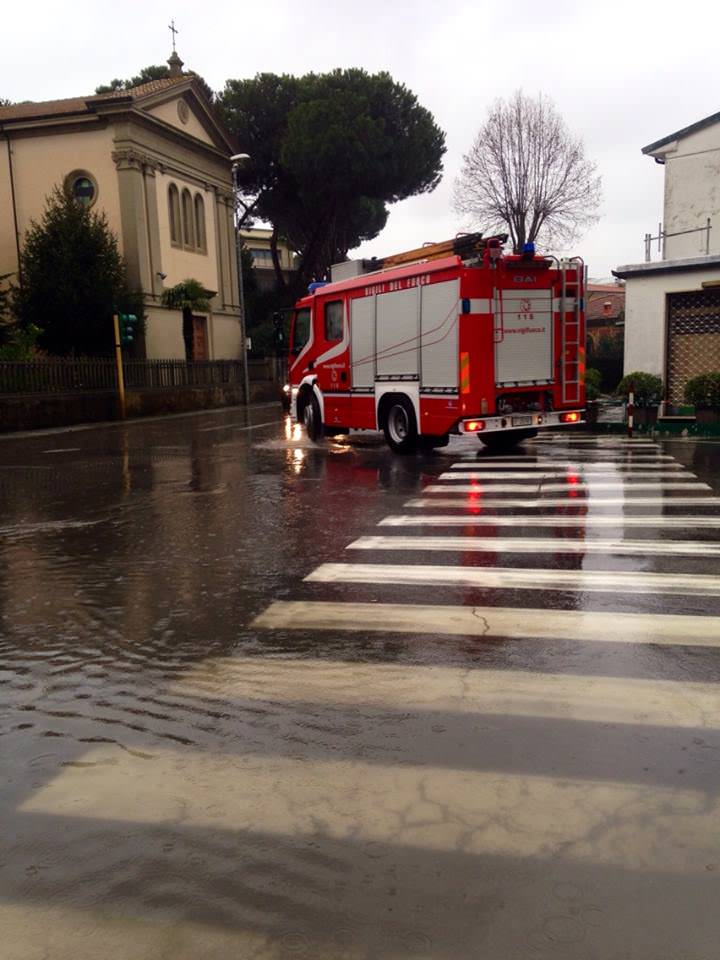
left=656, top=124, right=720, bottom=260
left=623, top=266, right=720, bottom=378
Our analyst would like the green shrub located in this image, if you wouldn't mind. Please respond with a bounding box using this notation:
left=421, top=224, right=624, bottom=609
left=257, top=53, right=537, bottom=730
left=0, top=323, right=42, bottom=360
left=616, top=371, right=663, bottom=406
left=585, top=368, right=602, bottom=401
left=683, top=372, right=720, bottom=410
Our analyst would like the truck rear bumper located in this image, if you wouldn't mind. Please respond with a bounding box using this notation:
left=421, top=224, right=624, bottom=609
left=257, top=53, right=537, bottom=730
left=459, top=410, right=584, bottom=435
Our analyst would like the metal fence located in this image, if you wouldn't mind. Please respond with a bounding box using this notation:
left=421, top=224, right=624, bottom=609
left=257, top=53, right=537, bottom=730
left=0, top=359, right=246, bottom=396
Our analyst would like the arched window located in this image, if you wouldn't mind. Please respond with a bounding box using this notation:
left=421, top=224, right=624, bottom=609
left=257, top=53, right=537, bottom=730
left=181, top=189, right=195, bottom=248
left=194, top=193, right=206, bottom=252
left=168, top=183, right=181, bottom=245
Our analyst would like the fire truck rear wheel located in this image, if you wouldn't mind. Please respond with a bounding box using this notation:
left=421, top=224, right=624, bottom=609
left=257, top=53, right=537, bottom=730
left=479, top=428, right=537, bottom=451
left=383, top=396, right=418, bottom=454
left=302, top=394, right=323, bottom=443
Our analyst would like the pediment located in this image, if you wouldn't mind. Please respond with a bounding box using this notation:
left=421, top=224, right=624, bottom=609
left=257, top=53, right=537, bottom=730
left=130, top=79, right=235, bottom=154
left=145, top=94, right=216, bottom=146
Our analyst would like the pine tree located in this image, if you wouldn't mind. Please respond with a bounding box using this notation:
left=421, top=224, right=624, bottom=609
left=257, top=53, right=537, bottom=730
left=14, top=187, right=143, bottom=356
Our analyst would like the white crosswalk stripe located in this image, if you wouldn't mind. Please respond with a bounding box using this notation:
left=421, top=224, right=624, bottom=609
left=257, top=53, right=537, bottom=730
left=405, top=496, right=720, bottom=508
left=455, top=455, right=676, bottom=462
left=379, top=514, right=720, bottom=529
left=253, top=600, right=720, bottom=648
left=529, top=438, right=659, bottom=445
left=306, top=562, right=720, bottom=597
left=347, top=535, right=720, bottom=557
left=450, top=460, right=688, bottom=474
left=425, top=481, right=710, bottom=493
left=439, top=471, right=694, bottom=480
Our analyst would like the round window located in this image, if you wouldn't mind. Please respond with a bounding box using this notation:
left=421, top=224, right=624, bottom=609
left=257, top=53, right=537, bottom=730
left=65, top=170, right=97, bottom=208
left=177, top=100, right=189, bottom=124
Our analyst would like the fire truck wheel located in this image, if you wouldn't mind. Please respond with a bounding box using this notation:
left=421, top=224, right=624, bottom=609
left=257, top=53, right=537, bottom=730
left=383, top=396, right=418, bottom=453
left=301, top=394, right=323, bottom=443
left=479, top=428, right=537, bottom=451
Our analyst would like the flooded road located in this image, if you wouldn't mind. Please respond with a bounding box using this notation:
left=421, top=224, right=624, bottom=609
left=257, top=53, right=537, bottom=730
left=1, top=404, right=720, bottom=959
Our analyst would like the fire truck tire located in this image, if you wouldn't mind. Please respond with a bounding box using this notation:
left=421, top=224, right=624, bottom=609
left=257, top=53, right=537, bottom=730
left=301, top=394, right=323, bottom=443
left=382, top=396, right=418, bottom=454
left=479, top=428, right=537, bottom=451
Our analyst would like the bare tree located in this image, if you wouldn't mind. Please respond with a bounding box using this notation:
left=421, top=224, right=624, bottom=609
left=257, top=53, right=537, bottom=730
left=454, top=91, right=601, bottom=252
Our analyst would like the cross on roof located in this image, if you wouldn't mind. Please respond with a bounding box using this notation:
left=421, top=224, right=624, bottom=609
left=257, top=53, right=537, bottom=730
left=169, top=19, right=179, bottom=52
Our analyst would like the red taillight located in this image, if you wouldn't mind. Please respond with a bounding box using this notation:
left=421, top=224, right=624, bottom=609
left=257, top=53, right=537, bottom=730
left=560, top=412, right=580, bottom=423
left=464, top=419, right=486, bottom=432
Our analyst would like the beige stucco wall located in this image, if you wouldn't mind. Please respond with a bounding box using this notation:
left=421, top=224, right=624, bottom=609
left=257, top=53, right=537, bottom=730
left=659, top=123, right=720, bottom=259
left=623, top=265, right=720, bottom=377
left=146, top=98, right=214, bottom=147
left=210, top=313, right=243, bottom=359
left=0, top=124, right=122, bottom=279
left=155, top=170, right=220, bottom=292
left=143, top=305, right=185, bottom=359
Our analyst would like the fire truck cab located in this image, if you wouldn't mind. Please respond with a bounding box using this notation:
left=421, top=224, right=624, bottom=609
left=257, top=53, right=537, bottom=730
left=287, top=234, right=585, bottom=453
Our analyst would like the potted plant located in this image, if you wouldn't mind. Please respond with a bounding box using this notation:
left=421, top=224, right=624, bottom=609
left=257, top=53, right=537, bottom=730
left=684, top=372, right=720, bottom=426
left=616, top=371, right=663, bottom=427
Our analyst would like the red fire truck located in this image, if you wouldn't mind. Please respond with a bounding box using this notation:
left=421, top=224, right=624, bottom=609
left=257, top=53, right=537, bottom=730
left=287, top=233, right=585, bottom=453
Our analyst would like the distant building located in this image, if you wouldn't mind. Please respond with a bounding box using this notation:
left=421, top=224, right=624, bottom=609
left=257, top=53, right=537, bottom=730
left=240, top=227, right=298, bottom=293
left=614, top=109, right=720, bottom=405
left=586, top=282, right=625, bottom=347
left=0, top=51, right=242, bottom=360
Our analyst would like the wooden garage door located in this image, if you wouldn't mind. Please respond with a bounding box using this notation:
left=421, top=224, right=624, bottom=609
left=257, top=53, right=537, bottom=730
left=667, top=290, right=720, bottom=404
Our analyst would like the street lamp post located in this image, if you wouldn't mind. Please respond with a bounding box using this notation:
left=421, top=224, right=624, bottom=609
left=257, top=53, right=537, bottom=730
left=231, top=153, right=251, bottom=407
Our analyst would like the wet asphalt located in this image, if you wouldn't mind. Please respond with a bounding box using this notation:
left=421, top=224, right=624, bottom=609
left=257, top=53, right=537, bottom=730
left=1, top=403, right=719, bottom=959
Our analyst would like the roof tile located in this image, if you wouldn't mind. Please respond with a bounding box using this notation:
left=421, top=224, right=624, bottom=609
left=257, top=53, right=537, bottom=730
left=0, top=77, right=186, bottom=123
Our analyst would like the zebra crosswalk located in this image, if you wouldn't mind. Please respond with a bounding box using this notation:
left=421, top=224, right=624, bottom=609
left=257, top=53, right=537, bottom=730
left=249, top=431, right=720, bottom=639
left=238, top=432, right=720, bottom=890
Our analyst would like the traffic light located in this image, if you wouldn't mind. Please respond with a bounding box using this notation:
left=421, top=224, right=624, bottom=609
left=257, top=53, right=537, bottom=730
left=118, top=313, right=138, bottom=346
left=272, top=311, right=285, bottom=349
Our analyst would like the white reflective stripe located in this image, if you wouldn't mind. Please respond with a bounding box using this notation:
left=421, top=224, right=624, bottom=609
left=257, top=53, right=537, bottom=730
left=425, top=482, right=710, bottom=492
left=466, top=298, right=492, bottom=313
left=253, top=600, right=720, bottom=648
left=379, top=514, right=720, bottom=529
left=347, top=535, right=720, bottom=558
left=305, top=562, right=720, bottom=597
left=439, top=471, right=694, bottom=480
left=406, top=497, right=720, bottom=509
left=552, top=297, right=576, bottom=312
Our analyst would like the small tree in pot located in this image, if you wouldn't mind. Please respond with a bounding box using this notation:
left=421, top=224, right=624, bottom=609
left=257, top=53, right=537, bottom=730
left=684, top=372, right=720, bottom=425
left=616, top=371, right=663, bottom=427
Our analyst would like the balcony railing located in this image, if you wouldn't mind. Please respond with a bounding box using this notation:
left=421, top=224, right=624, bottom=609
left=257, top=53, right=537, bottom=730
left=644, top=217, right=712, bottom=262
left=0, top=359, right=246, bottom=396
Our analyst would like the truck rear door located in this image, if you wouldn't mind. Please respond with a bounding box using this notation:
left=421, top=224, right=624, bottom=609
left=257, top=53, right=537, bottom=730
left=494, top=288, right=553, bottom=386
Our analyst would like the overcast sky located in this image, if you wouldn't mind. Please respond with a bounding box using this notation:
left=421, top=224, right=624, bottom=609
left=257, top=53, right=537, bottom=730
left=4, top=0, right=719, bottom=278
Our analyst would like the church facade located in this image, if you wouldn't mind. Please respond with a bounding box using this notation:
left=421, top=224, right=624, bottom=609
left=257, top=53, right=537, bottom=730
left=0, top=55, right=242, bottom=360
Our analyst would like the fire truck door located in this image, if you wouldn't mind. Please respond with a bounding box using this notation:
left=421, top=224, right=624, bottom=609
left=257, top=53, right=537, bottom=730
left=317, top=299, right=350, bottom=426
